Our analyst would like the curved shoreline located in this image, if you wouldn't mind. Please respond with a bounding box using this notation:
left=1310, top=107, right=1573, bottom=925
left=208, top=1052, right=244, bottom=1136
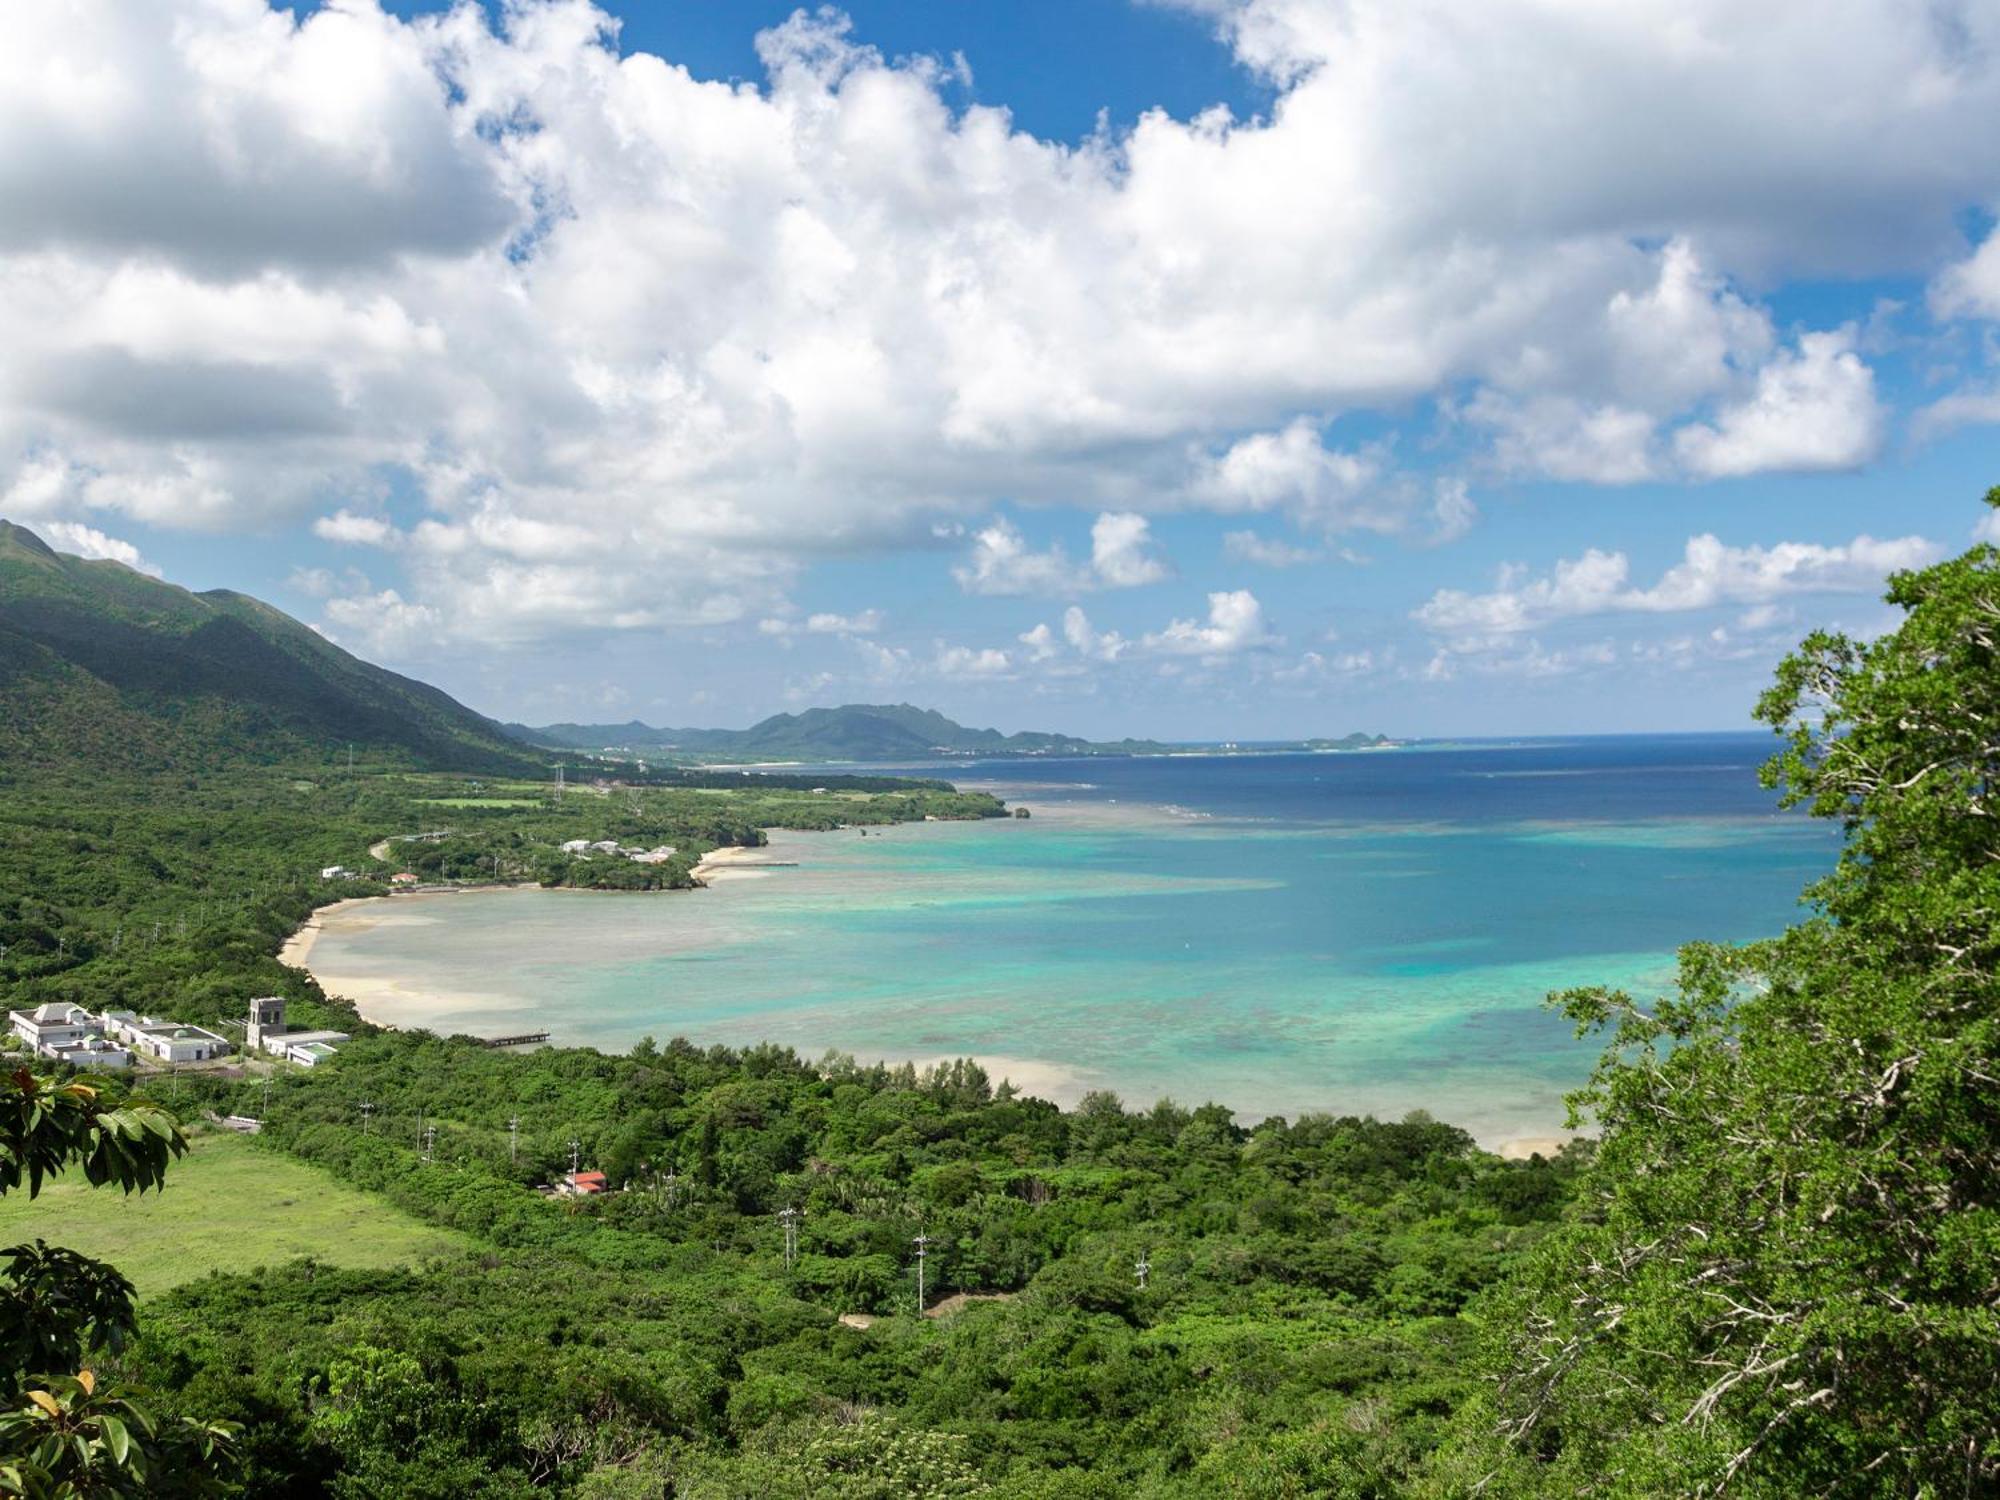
left=277, top=813, right=1588, bottom=1156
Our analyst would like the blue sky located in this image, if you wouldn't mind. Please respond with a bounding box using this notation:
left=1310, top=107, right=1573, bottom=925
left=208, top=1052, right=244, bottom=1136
left=5, top=0, right=2000, bottom=738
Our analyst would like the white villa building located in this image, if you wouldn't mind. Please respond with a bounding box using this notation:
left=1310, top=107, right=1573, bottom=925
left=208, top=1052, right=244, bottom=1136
left=9, top=1003, right=133, bottom=1070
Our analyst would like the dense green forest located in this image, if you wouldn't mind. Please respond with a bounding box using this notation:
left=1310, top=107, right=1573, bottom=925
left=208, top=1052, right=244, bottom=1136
left=3, top=500, right=1997, bottom=1496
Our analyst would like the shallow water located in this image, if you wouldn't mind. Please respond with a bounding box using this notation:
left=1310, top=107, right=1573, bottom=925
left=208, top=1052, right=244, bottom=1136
left=306, top=733, right=1833, bottom=1143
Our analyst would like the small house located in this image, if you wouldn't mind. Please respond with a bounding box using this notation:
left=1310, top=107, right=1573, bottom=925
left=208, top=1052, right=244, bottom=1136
left=558, top=1170, right=608, bottom=1197
left=320, top=865, right=355, bottom=881
left=389, top=872, right=419, bottom=887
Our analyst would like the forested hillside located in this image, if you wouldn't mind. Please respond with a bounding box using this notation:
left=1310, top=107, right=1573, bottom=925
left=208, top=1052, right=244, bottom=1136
left=0, top=519, right=535, bottom=772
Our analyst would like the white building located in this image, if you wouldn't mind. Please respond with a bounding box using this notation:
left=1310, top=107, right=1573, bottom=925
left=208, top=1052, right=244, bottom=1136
left=10, top=1002, right=95, bottom=1054
left=101, top=1011, right=232, bottom=1064
left=320, top=865, right=356, bottom=880
left=9, top=1005, right=132, bottom=1070
left=559, top=839, right=593, bottom=854
left=46, top=1036, right=131, bottom=1071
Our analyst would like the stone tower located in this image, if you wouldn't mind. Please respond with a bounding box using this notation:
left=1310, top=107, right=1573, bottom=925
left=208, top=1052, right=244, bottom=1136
left=247, top=995, right=286, bottom=1053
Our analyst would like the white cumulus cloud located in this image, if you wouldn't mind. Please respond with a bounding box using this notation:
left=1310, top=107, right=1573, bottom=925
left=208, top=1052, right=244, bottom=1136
left=1674, top=331, right=1884, bottom=478
left=1145, top=589, right=1276, bottom=657
left=1416, top=532, right=1939, bottom=638
left=0, top=1, right=1995, bottom=654
left=38, top=519, right=160, bottom=576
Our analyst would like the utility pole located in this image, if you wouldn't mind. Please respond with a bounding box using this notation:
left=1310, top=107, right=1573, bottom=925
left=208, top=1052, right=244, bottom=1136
left=1135, top=1251, right=1151, bottom=1291
left=778, top=1207, right=804, bottom=1270
left=359, top=1101, right=375, bottom=1134
left=912, top=1231, right=937, bottom=1314
left=568, top=1138, right=581, bottom=1178
left=422, top=1125, right=437, bottom=1165
left=508, top=1116, right=520, bottom=1164
left=260, top=1072, right=271, bottom=1121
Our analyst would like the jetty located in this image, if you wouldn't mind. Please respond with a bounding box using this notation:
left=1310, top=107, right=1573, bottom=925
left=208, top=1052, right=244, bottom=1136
left=482, top=1031, right=551, bottom=1049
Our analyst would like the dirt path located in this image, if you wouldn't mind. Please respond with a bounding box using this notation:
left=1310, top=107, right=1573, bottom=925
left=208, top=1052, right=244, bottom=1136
left=923, top=1292, right=1016, bottom=1319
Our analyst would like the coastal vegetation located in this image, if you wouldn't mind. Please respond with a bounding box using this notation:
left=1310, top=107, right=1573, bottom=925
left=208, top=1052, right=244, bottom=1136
left=1, top=500, right=1996, bottom=1494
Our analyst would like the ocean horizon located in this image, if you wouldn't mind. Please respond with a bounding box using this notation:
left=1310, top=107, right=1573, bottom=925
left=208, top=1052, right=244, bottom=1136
left=301, top=731, right=1834, bottom=1147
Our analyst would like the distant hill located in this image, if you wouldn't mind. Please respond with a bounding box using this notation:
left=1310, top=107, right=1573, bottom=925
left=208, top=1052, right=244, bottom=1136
left=508, top=703, right=1175, bottom=761
left=508, top=704, right=1394, bottom=762
left=0, top=519, right=539, bottom=773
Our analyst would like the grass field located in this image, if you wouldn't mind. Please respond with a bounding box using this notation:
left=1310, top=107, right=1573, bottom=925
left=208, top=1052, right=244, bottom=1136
left=0, top=1130, right=471, bottom=1297
left=416, top=797, right=545, bottom=808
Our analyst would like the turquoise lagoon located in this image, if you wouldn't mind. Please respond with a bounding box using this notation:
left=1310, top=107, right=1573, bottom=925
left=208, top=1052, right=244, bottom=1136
left=306, top=733, right=1834, bottom=1144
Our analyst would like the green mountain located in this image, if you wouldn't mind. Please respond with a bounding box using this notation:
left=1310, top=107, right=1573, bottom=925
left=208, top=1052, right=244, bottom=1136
left=509, top=703, right=1173, bottom=761
left=0, top=519, right=539, bottom=772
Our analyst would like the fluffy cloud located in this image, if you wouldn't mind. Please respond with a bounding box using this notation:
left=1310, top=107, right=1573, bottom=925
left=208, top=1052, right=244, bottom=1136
left=1145, top=589, right=1276, bottom=657
left=807, top=610, right=883, bottom=635
left=954, top=514, right=1170, bottom=596
left=2, top=1, right=1997, bottom=652
left=1090, top=512, right=1172, bottom=588
left=1416, top=532, right=1939, bottom=638
left=37, top=519, right=160, bottom=576
left=1189, top=421, right=1387, bottom=528
left=933, top=644, right=1014, bottom=679
left=313, top=510, right=398, bottom=547
left=1930, top=228, right=2000, bottom=321
left=758, top=608, right=884, bottom=640
left=1674, top=331, right=1884, bottom=478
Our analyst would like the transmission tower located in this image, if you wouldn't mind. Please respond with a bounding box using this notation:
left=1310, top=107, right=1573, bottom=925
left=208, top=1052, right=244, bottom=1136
left=1135, top=1251, right=1151, bottom=1291
left=508, top=1116, right=520, bottom=1164
left=568, top=1138, right=581, bottom=1178
left=359, top=1101, right=375, bottom=1134
left=422, top=1125, right=437, bottom=1164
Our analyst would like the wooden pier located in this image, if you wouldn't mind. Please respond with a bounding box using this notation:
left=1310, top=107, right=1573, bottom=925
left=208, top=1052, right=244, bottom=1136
left=482, top=1031, right=551, bottom=1049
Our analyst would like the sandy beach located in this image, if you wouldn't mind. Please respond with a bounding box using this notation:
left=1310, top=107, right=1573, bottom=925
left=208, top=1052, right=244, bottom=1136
left=1496, top=1134, right=1579, bottom=1160
left=692, top=844, right=792, bottom=882
left=277, top=895, right=382, bottom=970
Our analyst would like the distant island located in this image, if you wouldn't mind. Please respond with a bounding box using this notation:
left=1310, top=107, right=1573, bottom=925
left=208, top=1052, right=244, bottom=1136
left=506, top=703, right=1396, bottom=764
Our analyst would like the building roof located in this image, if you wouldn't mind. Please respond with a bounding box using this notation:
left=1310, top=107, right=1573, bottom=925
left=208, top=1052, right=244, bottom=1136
left=19, top=1002, right=88, bottom=1025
